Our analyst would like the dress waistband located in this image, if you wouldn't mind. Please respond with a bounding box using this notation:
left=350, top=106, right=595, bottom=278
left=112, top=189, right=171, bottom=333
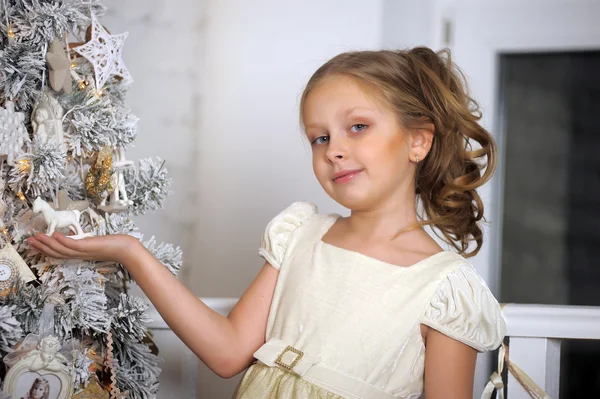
left=253, top=338, right=395, bottom=399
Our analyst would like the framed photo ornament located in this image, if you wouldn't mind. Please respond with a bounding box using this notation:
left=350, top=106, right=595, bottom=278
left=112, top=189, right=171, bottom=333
left=2, top=336, right=72, bottom=399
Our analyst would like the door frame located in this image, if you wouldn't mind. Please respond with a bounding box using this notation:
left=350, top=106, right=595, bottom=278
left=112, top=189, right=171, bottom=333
left=434, top=0, right=600, bottom=296
left=431, top=1, right=600, bottom=395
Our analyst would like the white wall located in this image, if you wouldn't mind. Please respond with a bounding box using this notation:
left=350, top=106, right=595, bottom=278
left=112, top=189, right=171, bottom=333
left=194, top=0, right=384, bottom=297
left=101, top=0, right=205, bottom=288
left=382, top=0, right=437, bottom=49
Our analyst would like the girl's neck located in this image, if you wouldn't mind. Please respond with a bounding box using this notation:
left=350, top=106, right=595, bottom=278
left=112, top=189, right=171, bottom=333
left=346, top=199, right=419, bottom=242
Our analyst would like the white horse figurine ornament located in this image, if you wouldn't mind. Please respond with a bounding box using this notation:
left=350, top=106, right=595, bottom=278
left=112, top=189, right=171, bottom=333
left=32, top=197, right=92, bottom=239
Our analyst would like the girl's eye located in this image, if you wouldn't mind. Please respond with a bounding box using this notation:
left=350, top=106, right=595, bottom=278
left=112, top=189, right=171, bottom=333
left=312, top=135, right=329, bottom=145
left=350, top=124, right=368, bottom=133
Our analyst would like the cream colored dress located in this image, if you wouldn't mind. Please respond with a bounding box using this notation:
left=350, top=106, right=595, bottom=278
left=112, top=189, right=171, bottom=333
left=233, top=203, right=506, bottom=399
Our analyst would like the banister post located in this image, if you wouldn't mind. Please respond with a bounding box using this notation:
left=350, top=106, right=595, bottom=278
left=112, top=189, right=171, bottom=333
left=507, top=337, right=561, bottom=399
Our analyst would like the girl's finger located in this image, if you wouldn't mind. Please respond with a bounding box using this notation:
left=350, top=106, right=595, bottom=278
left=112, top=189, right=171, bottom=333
left=32, top=234, right=86, bottom=259
left=28, top=238, right=68, bottom=259
left=52, top=232, right=96, bottom=254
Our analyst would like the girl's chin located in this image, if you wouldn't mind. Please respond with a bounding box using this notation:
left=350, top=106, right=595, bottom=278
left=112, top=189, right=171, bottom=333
left=330, top=194, right=374, bottom=211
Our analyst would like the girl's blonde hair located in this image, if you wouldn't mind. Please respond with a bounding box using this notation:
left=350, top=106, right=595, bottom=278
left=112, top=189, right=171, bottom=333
left=300, top=47, right=497, bottom=257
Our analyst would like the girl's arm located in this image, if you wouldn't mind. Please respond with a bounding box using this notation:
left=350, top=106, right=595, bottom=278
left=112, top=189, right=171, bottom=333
left=27, top=232, right=278, bottom=378
left=423, top=326, right=477, bottom=398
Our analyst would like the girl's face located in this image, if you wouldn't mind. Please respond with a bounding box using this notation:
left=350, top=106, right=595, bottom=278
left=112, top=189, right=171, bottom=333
left=303, top=75, right=428, bottom=211
left=32, top=384, right=45, bottom=399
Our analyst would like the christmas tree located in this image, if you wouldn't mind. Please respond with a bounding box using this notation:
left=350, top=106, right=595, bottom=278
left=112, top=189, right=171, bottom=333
left=0, top=1, right=182, bottom=398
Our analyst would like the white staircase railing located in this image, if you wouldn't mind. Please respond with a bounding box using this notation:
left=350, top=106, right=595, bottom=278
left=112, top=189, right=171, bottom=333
left=146, top=299, right=600, bottom=398
left=146, top=297, right=239, bottom=398
left=502, top=304, right=600, bottom=398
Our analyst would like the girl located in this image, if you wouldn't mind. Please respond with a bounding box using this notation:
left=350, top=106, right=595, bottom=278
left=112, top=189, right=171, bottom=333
left=28, top=47, right=506, bottom=398
left=22, top=377, right=50, bottom=399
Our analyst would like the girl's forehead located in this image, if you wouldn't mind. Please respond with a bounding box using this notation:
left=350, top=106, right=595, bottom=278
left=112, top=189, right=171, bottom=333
left=305, top=76, right=385, bottom=113
left=302, top=75, right=394, bottom=126
left=310, top=75, right=373, bottom=100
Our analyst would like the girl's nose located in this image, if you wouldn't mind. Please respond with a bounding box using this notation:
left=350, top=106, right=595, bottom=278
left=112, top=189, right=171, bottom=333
left=325, top=137, right=347, bottom=163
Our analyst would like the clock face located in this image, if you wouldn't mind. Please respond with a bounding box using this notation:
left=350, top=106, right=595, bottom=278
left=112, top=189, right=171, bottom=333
left=0, top=263, right=13, bottom=281
left=0, top=260, right=16, bottom=292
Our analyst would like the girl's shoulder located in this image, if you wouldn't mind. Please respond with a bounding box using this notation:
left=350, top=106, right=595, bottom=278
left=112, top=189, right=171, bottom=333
left=420, top=254, right=507, bottom=352
left=259, top=202, right=333, bottom=269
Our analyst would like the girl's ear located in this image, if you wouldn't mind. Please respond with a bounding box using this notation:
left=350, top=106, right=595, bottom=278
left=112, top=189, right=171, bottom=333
left=410, top=122, right=435, bottom=160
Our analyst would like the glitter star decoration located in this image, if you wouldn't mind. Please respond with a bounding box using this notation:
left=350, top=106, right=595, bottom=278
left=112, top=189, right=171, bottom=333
left=73, top=13, right=133, bottom=90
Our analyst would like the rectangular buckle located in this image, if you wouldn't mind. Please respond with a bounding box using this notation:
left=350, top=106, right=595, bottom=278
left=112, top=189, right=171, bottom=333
left=274, top=345, right=304, bottom=371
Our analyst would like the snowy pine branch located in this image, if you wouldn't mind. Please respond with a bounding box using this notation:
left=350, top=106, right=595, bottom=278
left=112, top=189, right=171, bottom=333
left=114, top=338, right=161, bottom=399
left=0, top=41, right=45, bottom=109
left=142, top=236, right=182, bottom=276
left=11, top=0, right=90, bottom=49
left=0, top=304, right=24, bottom=354
left=9, top=138, right=67, bottom=197
left=124, top=158, right=172, bottom=215
left=110, top=293, right=150, bottom=342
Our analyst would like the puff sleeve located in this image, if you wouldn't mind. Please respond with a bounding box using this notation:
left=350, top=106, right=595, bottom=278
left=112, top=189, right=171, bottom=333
left=421, top=265, right=507, bottom=352
left=258, top=202, right=317, bottom=270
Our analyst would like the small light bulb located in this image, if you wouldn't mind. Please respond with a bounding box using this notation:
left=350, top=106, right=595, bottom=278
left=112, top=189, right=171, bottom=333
left=17, top=192, right=26, bottom=201
left=70, top=63, right=76, bottom=69
left=17, top=159, right=31, bottom=173
left=79, top=81, right=87, bottom=90
left=7, top=23, right=15, bottom=39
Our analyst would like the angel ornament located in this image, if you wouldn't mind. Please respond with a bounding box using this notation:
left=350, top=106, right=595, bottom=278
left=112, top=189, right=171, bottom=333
left=2, top=335, right=73, bottom=399
left=98, top=147, right=134, bottom=213
left=32, top=197, right=93, bottom=239
left=31, top=90, right=67, bottom=151
left=27, top=336, right=68, bottom=372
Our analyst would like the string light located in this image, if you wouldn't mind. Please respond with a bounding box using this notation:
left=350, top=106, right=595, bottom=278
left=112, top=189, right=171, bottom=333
left=1, top=228, right=9, bottom=237
left=79, top=81, right=87, bottom=90
left=17, top=192, right=26, bottom=201
left=70, top=62, right=76, bottom=69
left=2, top=0, right=14, bottom=39
left=17, top=159, right=31, bottom=173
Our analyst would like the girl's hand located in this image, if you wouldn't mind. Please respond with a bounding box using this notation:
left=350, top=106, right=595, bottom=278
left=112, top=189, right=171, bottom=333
left=26, top=232, right=139, bottom=264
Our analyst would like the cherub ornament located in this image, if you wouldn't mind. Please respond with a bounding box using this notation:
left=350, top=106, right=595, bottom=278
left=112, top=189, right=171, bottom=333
left=32, top=197, right=92, bottom=239
left=26, top=336, right=68, bottom=372
left=0, top=101, right=29, bottom=166
left=31, top=90, right=67, bottom=151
